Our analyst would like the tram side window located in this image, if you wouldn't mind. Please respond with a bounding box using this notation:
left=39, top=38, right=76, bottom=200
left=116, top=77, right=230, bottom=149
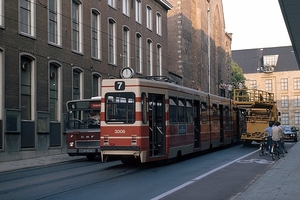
left=178, top=98, right=186, bottom=123
left=141, top=92, right=147, bottom=124
left=212, top=104, right=218, bottom=120
left=169, top=97, right=177, bottom=123
left=105, top=93, right=135, bottom=123
left=186, top=100, right=193, bottom=123
left=201, top=102, right=208, bottom=123
left=225, top=106, right=230, bottom=129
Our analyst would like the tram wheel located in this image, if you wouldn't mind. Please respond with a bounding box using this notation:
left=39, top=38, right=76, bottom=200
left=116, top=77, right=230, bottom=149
left=86, top=155, right=96, bottom=160
left=242, top=141, right=252, bottom=146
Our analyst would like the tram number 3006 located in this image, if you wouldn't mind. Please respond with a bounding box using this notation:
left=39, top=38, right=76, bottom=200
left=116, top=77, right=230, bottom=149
left=115, top=129, right=126, bottom=134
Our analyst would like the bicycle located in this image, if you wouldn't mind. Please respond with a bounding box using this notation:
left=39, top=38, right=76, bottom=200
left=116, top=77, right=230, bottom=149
left=259, top=136, right=268, bottom=156
left=271, top=141, right=283, bottom=160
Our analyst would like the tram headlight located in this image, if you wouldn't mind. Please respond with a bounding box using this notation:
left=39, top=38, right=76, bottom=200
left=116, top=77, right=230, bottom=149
left=69, top=142, right=74, bottom=147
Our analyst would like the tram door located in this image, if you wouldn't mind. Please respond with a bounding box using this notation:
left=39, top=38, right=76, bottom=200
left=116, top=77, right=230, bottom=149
left=149, top=94, right=165, bottom=157
left=194, top=100, right=201, bottom=148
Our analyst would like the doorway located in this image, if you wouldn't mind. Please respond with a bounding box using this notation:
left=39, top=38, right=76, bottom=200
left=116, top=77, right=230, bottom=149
left=149, top=94, right=165, bottom=157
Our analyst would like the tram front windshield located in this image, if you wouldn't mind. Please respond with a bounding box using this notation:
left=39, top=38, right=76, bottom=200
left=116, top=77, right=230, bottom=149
left=105, top=93, right=135, bottom=123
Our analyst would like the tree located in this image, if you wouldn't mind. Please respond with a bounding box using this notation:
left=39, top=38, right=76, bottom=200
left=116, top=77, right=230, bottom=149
left=231, top=60, right=246, bottom=88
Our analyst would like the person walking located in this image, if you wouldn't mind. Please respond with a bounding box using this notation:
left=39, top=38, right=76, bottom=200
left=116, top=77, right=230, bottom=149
left=238, top=82, right=243, bottom=89
left=219, top=80, right=226, bottom=97
left=272, top=121, right=284, bottom=156
left=237, top=82, right=243, bottom=101
left=227, top=83, right=233, bottom=99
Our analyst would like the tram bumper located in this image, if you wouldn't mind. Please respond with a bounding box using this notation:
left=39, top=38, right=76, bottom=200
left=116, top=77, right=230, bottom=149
left=100, top=146, right=146, bottom=163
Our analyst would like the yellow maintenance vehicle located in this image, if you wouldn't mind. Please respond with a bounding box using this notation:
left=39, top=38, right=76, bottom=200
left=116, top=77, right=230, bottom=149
left=233, top=89, right=280, bottom=145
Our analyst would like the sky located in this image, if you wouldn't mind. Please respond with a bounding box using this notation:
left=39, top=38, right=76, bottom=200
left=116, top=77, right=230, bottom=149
left=222, top=0, right=291, bottom=50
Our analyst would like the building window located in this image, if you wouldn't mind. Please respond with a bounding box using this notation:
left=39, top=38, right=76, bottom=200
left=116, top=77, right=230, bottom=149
left=19, top=0, right=36, bottom=36
left=281, top=96, right=288, bottom=108
left=281, top=113, right=289, bottom=125
left=108, top=18, right=116, bottom=65
left=156, top=44, right=162, bottom=76
left=146, top=39, right=153, bottom=76
left=91, top=9, right=101, bottom=60
left=72, top=0, right=83, bottom=53
left=135, top=0, right=142, bottom=24
left=136, top=33, right=142, bottom=73
left=295, top=112, right=300, bottom=125
left=49, top=63, right=59, bottom=121
left=294, top=78, right=300, bottom=90
left=156, top=12, right=162, bottom=36
left=92, top=73, right=101, bottom=97
left=249, top=80, right=257, bottom=89
left=280, top=78, right=288, bottom=90
left=0, top=0, right=4, bottom=27
left=0, top=49, right=3, bottom=125
left=48, top=0, right=62, bottom=46
left=265, top=79, right=272, bottom=91
left=122, top=0, right=130, bottom=16
left=72, top=68, right=83, bottom=100
left=263, top=55, right=278, bottom=70
left=122, top=26, right=130, bottom=68
left=21, top=56, right=34, bottom=120
left=146, top=5, right=152, bottom=30
left=295, top=95, right=300, bottom=107
left=108, top=0, right=115, bottom=8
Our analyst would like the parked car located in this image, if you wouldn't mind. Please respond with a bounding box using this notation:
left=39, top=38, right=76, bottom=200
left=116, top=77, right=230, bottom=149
left=281, top=125, right=298, bottom=142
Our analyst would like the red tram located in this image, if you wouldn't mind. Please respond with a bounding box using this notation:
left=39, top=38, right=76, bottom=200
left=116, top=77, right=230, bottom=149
left=100, top=78, right=243, bottom=163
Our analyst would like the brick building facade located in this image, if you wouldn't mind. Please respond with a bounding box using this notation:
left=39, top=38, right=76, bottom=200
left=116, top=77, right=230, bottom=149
left=167, top=0, right=232, bottom=94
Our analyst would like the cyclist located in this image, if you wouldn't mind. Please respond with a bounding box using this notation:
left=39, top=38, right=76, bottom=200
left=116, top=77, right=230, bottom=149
left=263, top=122, right=273, bottom=153
left=272, top=121, right=284, bottom=156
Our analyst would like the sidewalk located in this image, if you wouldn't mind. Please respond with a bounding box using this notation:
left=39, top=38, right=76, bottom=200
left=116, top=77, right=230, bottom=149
left=237, top=141, right=300, bottom=199
left=0, top=154, right=81, bottom=172
left=1, top=143, right=300, bottom=199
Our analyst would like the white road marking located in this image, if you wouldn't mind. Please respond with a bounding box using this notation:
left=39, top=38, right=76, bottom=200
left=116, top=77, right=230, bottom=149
left=151, top=150, right=258, bottom=200
left=238, top=158, right=274, bottom=164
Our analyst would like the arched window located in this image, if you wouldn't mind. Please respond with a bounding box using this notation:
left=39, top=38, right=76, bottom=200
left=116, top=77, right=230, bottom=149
left=91, top=9, right=101, bottom=60
left=146, top=5, right=152, bottom=30
left=92, top=73, right=101, bottom=97
left=108, top=18, right=116, bottom=65
left=156, top=44, right=162, bottom=76
left=72, top=0, right=83, bottom=53
left=0, top=48, right=3, bottom=149
left=146, top=38, right=153, bottom=76
left=122, top=26, right=130, bottom=68
left=72, top=67, right=83, bottom=100
left=48, top=0, right=62, bottom=46
left=136, top=33, right=142, bottom=73
left=49, top=62, right=60, bottom=121
left=21, top=55, right=34, bottom=120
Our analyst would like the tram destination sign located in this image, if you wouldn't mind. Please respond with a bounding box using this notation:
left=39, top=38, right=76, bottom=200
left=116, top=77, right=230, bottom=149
left=115, top=81, right=125, bottom=90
